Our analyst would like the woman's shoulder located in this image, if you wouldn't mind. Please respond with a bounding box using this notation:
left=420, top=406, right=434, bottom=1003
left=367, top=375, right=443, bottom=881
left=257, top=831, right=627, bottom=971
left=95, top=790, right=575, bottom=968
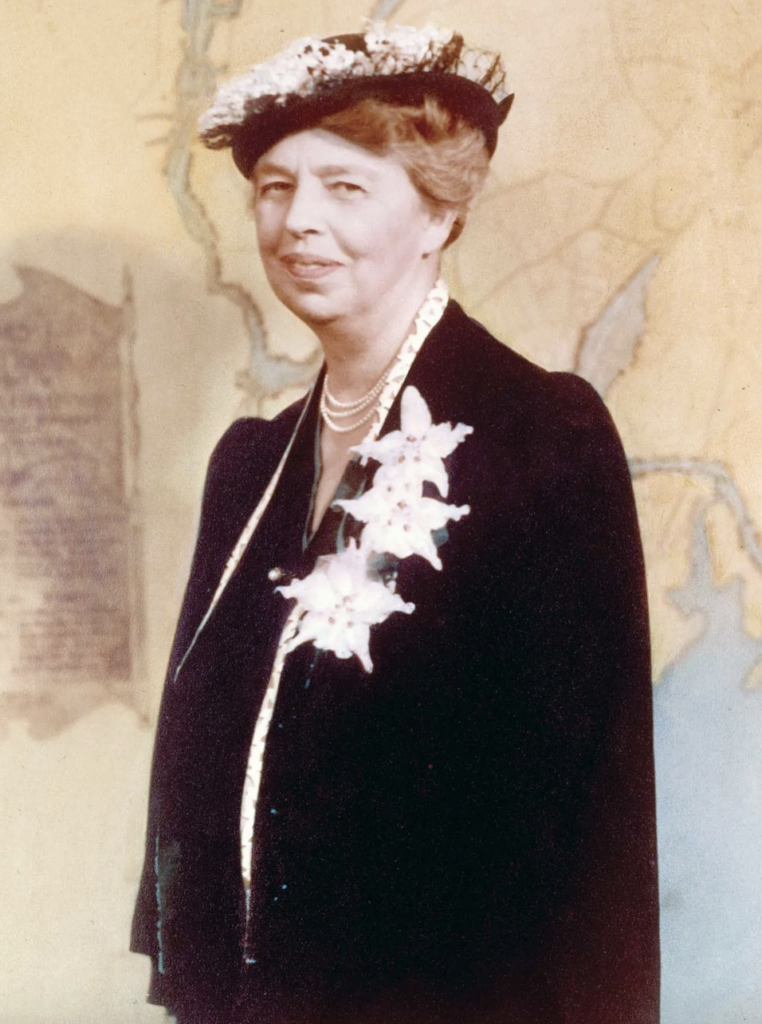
left=209, top=395, right=307, bottom=464
left=198, top=392, right=310, bottom=516
left=432, top=300, right=616, bottom=442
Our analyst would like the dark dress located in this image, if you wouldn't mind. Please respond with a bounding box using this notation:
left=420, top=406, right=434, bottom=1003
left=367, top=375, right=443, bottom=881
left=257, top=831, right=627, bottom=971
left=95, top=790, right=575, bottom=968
left=131, top=300, right=659, bottom=1024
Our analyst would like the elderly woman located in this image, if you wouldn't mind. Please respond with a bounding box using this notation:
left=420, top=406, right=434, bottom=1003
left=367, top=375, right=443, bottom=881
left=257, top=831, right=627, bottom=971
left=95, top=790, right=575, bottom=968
left=132, top=25, right=659, bottom=1024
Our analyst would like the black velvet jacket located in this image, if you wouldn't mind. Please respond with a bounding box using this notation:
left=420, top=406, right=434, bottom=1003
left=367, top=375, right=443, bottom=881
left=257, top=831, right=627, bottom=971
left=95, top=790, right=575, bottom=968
left=132, top=301, right=659, bottom=1024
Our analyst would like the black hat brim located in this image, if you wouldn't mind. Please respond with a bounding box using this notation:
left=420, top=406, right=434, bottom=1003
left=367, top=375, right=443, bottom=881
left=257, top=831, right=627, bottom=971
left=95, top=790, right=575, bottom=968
left=230, top=72, right=513, bottom=179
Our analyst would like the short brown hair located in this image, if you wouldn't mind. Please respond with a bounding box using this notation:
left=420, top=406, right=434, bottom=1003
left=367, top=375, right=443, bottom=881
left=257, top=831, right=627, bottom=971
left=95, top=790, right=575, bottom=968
left=316, top=96, right=490, bottom=247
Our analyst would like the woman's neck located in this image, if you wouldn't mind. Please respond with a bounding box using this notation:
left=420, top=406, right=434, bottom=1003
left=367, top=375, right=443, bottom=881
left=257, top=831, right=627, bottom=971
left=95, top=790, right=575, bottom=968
left=313, top=264, right=439, bottom=401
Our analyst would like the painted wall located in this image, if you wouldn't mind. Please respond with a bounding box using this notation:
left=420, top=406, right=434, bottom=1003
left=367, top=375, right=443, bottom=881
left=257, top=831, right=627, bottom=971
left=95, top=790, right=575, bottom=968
left=1, top=1, right=761, bottom=1021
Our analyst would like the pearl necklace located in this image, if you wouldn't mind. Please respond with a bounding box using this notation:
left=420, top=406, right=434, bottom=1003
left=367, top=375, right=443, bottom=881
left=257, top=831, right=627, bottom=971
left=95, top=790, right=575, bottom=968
left=320, top=359, right=397, bottom=434
left=320, top=376, right=385, bottom=434
left=323, top=373, right=388, bottom=412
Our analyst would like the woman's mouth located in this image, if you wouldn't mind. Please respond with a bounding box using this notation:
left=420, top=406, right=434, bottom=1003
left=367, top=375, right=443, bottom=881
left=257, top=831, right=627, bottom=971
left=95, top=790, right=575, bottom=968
left=279, top=255, right=341, bottom=280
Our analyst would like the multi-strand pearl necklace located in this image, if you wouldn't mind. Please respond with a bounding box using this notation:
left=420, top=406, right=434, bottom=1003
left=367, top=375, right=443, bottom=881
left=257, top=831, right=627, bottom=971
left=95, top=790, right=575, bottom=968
left=320, top=365, right=392, bottom=434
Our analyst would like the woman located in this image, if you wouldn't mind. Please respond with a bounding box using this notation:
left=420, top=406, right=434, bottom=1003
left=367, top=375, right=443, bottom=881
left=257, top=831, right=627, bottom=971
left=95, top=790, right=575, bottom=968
left=132, top=25, right=659, bottom=1024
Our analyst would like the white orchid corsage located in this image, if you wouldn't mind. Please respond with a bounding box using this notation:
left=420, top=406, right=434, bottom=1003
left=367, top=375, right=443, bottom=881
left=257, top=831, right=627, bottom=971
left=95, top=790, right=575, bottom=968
left=276, top=386, right=473, bottom=672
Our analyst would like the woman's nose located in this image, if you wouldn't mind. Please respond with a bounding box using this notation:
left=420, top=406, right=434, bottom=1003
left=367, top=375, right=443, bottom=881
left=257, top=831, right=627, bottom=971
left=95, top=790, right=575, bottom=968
left=284, top=180, right=323, bottom=236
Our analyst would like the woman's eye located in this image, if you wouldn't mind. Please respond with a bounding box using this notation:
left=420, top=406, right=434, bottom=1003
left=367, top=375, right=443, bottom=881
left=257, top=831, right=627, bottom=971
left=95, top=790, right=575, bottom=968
left=329, top=181, right=365, bottom=196
left=258, top=181, right=292, bottom=196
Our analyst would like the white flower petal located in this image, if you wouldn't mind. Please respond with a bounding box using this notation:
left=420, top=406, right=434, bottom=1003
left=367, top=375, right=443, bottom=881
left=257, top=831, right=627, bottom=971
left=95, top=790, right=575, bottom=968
left=399, top=385, right=432, bottom=436
left=344, top=622, right=374, bottom=672
left=351, top=433, right=406, bottom=467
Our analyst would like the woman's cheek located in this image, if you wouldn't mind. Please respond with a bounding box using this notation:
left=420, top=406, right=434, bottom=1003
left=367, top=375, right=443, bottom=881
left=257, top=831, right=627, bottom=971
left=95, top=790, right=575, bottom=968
left=255, top=205, right=285, bottom=251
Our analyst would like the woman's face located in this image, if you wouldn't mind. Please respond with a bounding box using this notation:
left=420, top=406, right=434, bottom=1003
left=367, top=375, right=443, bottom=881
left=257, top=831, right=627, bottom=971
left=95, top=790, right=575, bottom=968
left=251, top=128, right=451, bottom=331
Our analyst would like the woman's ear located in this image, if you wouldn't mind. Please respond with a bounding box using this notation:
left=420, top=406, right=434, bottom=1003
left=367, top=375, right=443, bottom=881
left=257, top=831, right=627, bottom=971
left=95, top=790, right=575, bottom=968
left=421, top=206, right=460, bottom=258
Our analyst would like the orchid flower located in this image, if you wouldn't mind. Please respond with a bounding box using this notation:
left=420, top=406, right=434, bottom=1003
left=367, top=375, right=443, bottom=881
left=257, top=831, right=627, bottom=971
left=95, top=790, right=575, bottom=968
left=277, top=541, right=414, bottom=672
left=336, top=479, right=470, bottom=570
left=351, top=385, right=473, bottom=498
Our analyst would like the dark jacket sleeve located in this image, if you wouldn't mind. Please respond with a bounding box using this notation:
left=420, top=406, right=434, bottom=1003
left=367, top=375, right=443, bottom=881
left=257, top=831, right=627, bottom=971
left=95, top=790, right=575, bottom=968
left=482, top=371, right=658, bottom=1023
left=130, top=418, right=267, bottom=1005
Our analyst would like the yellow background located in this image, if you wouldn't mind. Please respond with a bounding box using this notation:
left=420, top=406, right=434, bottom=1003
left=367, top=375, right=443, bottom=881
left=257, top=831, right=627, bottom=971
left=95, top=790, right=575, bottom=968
left=1, top=1, right=761, bottom=1020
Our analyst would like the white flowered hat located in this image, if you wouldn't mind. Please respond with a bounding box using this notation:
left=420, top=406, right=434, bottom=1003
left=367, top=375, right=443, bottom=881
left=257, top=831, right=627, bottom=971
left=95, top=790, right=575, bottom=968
left=198, top=23, right=514, bottom=177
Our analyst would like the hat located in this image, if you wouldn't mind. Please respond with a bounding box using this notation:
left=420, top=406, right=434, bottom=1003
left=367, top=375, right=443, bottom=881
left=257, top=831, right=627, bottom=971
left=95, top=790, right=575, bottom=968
left=198, top=23, right=514, bottom=178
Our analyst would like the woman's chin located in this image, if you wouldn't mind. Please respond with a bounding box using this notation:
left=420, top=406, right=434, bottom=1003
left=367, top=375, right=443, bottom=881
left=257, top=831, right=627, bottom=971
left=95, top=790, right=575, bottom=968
left=273, top=282, right=345, bottom=327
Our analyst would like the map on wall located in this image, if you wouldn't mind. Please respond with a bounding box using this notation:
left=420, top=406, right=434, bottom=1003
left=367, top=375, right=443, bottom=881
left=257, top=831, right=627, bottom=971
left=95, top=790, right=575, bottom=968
left=0, top=265, right=143, bottom=735
left=149, top=2, right=762, bottom=1019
